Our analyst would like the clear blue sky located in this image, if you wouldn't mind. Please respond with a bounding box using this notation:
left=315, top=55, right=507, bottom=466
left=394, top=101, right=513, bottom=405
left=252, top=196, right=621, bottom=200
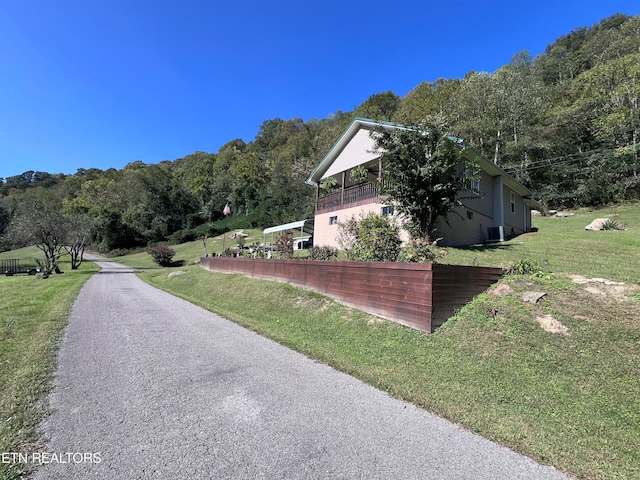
left=1, top=1, right=638, bottom=179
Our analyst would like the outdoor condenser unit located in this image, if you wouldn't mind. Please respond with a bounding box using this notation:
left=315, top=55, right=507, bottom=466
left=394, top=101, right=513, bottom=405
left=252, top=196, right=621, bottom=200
left=487, top=226, right=504, bottom=242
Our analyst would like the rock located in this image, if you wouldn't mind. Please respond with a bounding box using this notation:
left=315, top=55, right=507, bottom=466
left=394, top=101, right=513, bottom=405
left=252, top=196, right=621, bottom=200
left=554, top=211, right=575, bottom=217
left=168, top=270, right=186, bottom=278
left=585, top=218, right=609, bottom=230
left=522, top=291, right=546, bottom=303
left=488, top=284, right=514, bottom=296
left=531, top=209, right=542, bottom=216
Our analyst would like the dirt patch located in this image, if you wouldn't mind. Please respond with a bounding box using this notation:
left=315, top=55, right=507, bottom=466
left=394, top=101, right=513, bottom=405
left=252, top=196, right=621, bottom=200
left=568, top=274, right=639, bottom=301
left=535, top=314, right=570, bottom=335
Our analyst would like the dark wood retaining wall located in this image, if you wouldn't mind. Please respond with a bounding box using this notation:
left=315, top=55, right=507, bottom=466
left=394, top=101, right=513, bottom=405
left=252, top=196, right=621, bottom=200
left=200, top=257, right=503, bottom=333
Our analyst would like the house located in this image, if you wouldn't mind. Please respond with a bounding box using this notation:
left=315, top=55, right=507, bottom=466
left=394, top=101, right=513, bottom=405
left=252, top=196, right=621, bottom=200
left=305, top=118, right=539, bottom=247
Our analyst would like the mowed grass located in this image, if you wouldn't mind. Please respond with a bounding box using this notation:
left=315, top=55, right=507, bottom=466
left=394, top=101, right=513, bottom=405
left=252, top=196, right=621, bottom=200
left=443, top=203, right=640, bottom=284
left=0, top=248, right=97, bottom=479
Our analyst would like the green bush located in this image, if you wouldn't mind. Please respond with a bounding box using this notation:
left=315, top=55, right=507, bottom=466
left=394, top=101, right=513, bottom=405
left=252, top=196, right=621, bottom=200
left=309, top=246, right=338, bottom=261
left=147, top=245, right=176, bottom=266
left=506, top=258, right=538, bottom=275
left=397, top=238, right=439, bottom=263
left=345, top=213, right=401, bottom=262
left=602, top=218, right=624, bottom=230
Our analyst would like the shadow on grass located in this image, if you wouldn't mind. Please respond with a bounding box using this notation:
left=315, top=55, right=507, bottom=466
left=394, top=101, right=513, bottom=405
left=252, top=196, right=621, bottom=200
left=454, top=242, right=515, bottom=253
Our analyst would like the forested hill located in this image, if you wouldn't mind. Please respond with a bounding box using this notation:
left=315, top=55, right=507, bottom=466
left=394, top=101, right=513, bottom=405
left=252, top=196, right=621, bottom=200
left=1, top=13, right=640, bottom=252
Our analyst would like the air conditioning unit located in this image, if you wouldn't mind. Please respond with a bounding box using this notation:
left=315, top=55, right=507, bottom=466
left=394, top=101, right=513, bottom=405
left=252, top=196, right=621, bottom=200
left=487, top=226, right=504, bottom=242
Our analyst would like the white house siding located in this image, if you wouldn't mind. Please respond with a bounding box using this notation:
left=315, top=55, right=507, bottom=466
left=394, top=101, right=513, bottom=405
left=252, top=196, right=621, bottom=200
left=321, top=127, right=380, bottom=180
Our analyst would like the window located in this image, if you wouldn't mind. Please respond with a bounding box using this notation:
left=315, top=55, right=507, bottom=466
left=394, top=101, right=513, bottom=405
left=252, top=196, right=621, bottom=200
left=470, top=177, right=480, bottom=194
left=466, top=210, right=474, bottom=220
left=381, top=206, right=394, bottom=216
left=510, top=191, right=516, bottom=214
left=329, top=216, right=338, bottom=225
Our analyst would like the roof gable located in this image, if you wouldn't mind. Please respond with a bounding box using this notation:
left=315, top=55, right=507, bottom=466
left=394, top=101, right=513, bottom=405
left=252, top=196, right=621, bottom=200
left=306, top=118, right=393, bottom=185
left=307, top=118, right=533, bottom=197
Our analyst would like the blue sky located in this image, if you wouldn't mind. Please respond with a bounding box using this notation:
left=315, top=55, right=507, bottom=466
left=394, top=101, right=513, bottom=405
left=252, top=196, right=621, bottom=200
left=1, top=1, right=639, bottom=179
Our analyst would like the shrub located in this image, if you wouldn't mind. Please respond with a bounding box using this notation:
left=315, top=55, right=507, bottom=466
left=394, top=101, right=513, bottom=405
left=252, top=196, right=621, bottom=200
left=343, top=213, right=401, bottom=262
left=275, top=230, right=294, bottom=259
left=602, top=218, right=624, bottom=230
left=336, top=215, right=359, bottom=255
left=147, top=245, right=176, bottom=266
left=309, top=246, right=338, bottom=261
left=397, top=238, right=439, bottom=263
left=506, top=259, right=538, bottom=275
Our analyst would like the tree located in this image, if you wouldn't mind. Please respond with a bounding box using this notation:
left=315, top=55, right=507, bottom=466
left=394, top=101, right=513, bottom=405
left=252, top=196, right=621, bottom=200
left=63, top=212, right=94, bottom=269
left=5, top=192, right=67, bottom=278
left=373, top=123, right=477, bottom=242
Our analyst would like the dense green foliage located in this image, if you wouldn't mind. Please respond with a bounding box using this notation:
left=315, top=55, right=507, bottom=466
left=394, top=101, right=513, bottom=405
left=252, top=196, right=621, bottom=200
left=1, top=14, right=639, bottom=252
left=337, top=213, right=401, bottom=262
left=374, top=122, right=475, bottom=241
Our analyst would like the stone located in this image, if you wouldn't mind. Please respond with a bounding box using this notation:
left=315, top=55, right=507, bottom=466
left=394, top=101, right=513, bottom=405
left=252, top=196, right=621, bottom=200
left=522, top=291, right=546, bottom=303
left=168, top=270, right=186, bottom=278
left=488, top=284, right=514, bottom=296
left=585, top=218, right=609, bottom=230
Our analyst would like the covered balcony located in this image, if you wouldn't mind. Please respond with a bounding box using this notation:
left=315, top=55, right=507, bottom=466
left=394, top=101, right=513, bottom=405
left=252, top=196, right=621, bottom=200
left=315, top=161, right=382, bottom=214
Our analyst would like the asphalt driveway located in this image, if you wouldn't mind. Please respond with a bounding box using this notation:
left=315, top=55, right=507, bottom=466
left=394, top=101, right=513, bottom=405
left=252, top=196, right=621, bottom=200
left=33, top=257, right=572, bottom=479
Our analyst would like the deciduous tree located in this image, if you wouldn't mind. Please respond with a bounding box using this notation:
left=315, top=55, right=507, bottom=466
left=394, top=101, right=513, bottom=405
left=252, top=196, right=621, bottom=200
left=373, top=123, right=477, bottom=242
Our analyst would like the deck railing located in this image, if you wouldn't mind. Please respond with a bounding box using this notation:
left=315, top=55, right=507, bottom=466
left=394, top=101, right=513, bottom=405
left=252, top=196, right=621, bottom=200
left=317, top=182, right=380, bottom=213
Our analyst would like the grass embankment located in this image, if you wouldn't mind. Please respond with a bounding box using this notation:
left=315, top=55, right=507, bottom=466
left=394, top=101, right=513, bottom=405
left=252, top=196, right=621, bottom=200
left=0, top=248, right=97, bottom=480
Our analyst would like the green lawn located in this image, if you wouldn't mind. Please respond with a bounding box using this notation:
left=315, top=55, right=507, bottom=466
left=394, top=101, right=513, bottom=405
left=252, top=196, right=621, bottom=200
left=0, top=249, right=97, bottom=479
left=1, top=205, right=639, bottom=480
left=443, top=203, right=640, bottom=284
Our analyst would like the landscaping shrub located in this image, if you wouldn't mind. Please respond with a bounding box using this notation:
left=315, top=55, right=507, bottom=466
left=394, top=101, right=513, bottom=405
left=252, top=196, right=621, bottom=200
left=147, top=245, right=176, bottom=266
left=506, top=258, right=538, bottom=275
left=602, top=218, right=624, bottom=230
left=397, top=238, right=439, bottom=263
left=340, top=213, right=401, bottom=262
left=309, top=246, right=338, bottom=261
left=275, top=230, right=294, bottom=259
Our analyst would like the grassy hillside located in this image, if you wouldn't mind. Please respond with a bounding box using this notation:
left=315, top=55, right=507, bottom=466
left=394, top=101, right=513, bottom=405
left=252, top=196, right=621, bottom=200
left=442, top=203, right=640, bottom=284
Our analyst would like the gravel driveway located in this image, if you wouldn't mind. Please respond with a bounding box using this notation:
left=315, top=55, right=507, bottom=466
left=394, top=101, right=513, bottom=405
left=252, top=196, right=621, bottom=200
left=32, top=257, right=572, bottom=479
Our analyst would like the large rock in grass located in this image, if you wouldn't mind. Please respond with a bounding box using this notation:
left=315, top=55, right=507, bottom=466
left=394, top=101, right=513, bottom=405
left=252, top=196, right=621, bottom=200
left=585, top=218, right=609, bottom=230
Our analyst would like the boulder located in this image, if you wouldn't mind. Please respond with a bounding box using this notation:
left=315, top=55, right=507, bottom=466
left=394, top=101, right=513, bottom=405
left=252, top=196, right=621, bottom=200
left=522, top=291, right=546, bottom=303
left=488, top=284, right=514, bottom=297
left=585, top=218, right=609, bottom=230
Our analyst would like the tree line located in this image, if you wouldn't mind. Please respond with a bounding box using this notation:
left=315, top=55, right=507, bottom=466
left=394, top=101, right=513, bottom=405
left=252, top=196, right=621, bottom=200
left=1, top=13, right=639, bottom=254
